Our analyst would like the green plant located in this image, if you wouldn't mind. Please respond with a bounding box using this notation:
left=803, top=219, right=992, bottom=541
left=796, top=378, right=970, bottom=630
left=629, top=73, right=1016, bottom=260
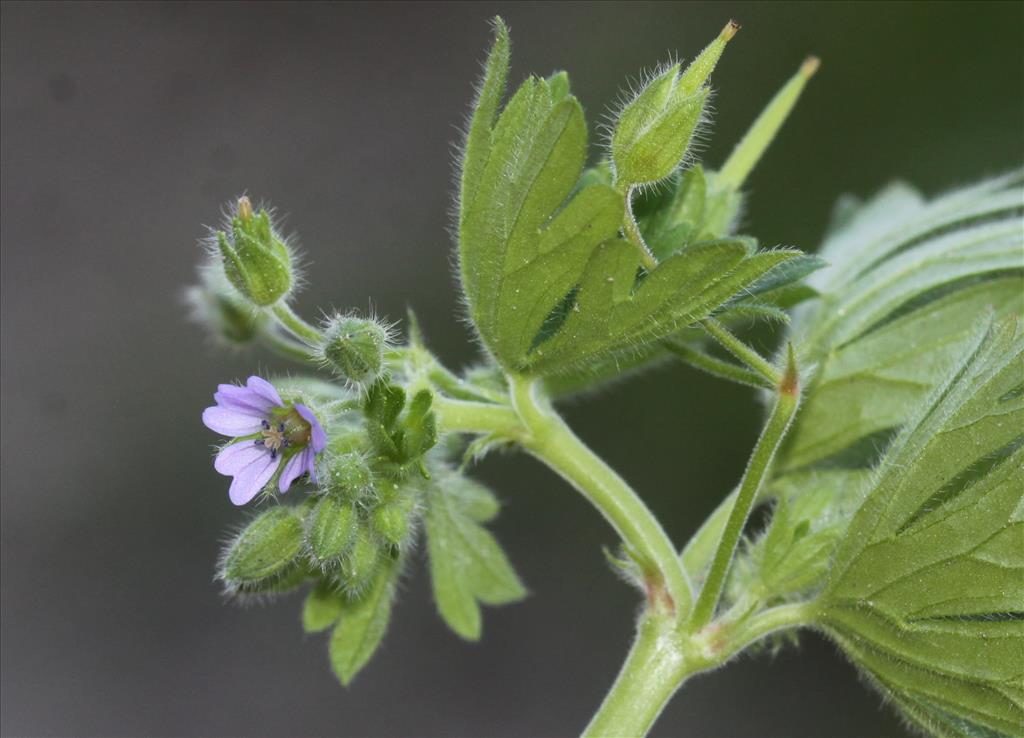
left=189, top=18, right=1023, bottom=737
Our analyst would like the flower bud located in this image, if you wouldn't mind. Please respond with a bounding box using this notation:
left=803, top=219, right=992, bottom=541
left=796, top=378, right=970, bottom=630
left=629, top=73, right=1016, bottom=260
left=319, top=315, right=389, bottom=387
left=371, top=496, right=415, bottom=547
left=216, top=196, right=293, bottom=306
left=220, top=506, right=304, bottom=591
left=334, top=530, right=382, bottom=594
left=307, top=495, right=358, bottom=565
left=324, top=452, right=375, bottom=501
left=611, top=22, right=736, bottom=188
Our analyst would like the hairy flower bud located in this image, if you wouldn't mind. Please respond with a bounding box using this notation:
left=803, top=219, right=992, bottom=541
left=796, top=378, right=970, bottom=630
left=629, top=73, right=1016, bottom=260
left=216, top=196, right=293, bottom=306
left=220, top=506, right=304, bottom=591
left=611, top=21, right=736, bottom=188
left=318, top=315, right=390, bottom=387
left=334, top=530, right=382, bottom=594
left=307, top=495, right=358, bottom=566
left=372, top=496, right=415, bottom=547
left=324, top=451, right=375, bottom=501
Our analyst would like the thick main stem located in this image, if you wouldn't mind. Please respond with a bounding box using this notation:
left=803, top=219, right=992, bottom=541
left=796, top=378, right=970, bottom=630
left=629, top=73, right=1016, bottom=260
left=509, top=375, right=693, bottom=618
left=583, top=615, right=690, bottom=737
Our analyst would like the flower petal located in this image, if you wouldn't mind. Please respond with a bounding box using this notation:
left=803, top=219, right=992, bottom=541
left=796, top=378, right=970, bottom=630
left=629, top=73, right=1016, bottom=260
left=214, top=440, right=270, bottom=475
left=228, top=452, right=280, bottom=506
left=203, top=406, right=265, bottom=436
left=294, top=403, right=327, bottom=452
left=278, top=448, right=313, bottom=493
left=214, top=383, right=276, bottom=416
left=246, top=376, right=283, bottom=407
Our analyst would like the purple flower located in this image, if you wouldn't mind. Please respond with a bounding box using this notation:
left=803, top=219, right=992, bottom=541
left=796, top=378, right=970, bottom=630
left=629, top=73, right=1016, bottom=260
left=202, top=376, right=327, bottom=505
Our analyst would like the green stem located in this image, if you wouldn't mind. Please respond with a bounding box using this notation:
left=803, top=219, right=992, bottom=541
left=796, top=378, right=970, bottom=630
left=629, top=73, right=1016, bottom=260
left=585, top=600, right=813, bottom=737
left=259, top=329, right=317, bottom=363
left=583, top=614, right=691, bottom=738
left=271, top=302, right=322, bottom=344
left=700, top=318, right=780, bottom=386
left=664, top=339, right=773, bottom=390
left=689, top=355, right=800, bottom=629
left=434, top=395, right=522, bottom=438
left=510, top=375, right=693, bottom=618
left=622, top=185, right=658, bottom=271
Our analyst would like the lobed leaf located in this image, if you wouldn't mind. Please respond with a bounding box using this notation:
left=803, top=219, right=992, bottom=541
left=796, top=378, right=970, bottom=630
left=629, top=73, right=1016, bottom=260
left=813, top=320, right=1024, bottom=737
left=423, top=466, right=525, bottom=640
left=527, top=238, right=802, bottom=374
left=780, top=172, right=1024, bottom=471
left=328, top=558, right=400, bottom=685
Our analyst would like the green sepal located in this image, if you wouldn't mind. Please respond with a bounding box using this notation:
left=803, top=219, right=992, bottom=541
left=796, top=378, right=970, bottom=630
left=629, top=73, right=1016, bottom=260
left=642, top=165, right=708, bottom=260
left=401, top=389, right=438, bottom=462
left=423, top=467, right=526, bottom=640
left=220, top=506, right=304, bottom=592
left=328, top=557, right=400, bottom=686
left=302, top=581, right=345, bottom=633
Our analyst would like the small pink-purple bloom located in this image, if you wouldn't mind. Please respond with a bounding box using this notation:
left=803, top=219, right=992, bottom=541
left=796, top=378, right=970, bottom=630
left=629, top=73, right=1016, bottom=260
left=203, top=376, right=326, bottom=505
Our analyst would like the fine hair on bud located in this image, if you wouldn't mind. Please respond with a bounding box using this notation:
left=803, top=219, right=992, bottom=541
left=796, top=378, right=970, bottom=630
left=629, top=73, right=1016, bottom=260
left=316, top=312, right=397, bottom=390
left=200, top=195, right=305, bottom=308
left=217, top=506, right=309, bottom=600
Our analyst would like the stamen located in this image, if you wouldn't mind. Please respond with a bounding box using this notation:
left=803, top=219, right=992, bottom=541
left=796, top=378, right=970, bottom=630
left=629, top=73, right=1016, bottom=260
left=270, top=448, right=277, bottom=460
left=254, top=439, right=264, bottom=445
left=262, top=420, right=270, bottom=430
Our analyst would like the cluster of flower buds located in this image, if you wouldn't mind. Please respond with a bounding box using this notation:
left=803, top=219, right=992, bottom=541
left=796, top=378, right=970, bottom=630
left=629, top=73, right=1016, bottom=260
left=213, top=374, right=438, bottom=598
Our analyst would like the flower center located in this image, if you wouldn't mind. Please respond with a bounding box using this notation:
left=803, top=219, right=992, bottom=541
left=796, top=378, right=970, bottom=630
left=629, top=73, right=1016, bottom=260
left=253, top=409, right=311, bottom=459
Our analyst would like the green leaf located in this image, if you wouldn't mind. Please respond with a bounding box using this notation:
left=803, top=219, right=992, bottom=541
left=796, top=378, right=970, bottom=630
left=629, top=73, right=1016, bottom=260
left=459, top=18, right=510, bottom=221
left=458, top=47, right=623, bottom=369
left=814, top=320, right=1024, bottom=737
left=328, top=558, right=399, bottom=685
left=423, top=467, right=526, bottom=640
left=303, top=581, right=345, bottom=633
left=780, top=172, right=1024, bottom=471
left=527, top=238, right=802, bottom=373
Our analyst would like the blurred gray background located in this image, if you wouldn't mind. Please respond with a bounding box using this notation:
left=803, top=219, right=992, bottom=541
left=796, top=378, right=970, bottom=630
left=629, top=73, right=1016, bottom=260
left=2, top=2, right=1021, bottom=736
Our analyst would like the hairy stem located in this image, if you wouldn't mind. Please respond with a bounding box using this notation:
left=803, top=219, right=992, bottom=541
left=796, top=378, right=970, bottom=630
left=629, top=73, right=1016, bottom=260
left=259, top=329, right=317, bottom=363
left=509, top=375, right=693, bottom=618
left=271, top=302, right=322, bottom=344
left=434, top=396, right=522, bottom=438
left=664, top=339, right=773, bottom=389
left=622, top=185, right=659, bottom=271
left=700, top=317, right=781, bottom=386
left=583, top=614, right=691, bottom=737
left=585, top=600, right=813, bottom=737
left=689, top=354, right=800, bottom=629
